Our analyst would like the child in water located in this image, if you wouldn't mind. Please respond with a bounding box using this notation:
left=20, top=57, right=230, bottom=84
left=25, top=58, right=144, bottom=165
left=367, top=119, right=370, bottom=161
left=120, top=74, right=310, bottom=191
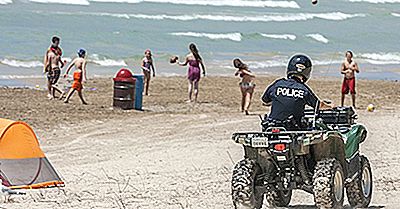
left=141, top=49, right=156, bottom=96
left=63, top=49, right=88, bottom=105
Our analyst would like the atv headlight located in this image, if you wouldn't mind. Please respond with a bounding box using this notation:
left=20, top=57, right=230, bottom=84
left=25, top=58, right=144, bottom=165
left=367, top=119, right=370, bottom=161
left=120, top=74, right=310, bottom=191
left=232, top=134, right=250, bottom=146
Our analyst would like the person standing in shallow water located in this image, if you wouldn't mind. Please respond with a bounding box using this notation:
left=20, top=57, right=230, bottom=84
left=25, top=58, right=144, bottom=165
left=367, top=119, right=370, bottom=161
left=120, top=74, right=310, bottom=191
left=141, top=49, right=156, bottom=96
left=340, top=50, right=359, bottom=108
left=176, top=43, right=206, bottom=103
left=233, top=59, right=256, bottom=115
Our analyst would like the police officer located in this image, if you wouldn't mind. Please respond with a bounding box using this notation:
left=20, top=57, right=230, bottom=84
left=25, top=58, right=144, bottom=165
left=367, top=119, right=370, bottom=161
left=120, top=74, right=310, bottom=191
left=261, top=54, right=331, bottom=127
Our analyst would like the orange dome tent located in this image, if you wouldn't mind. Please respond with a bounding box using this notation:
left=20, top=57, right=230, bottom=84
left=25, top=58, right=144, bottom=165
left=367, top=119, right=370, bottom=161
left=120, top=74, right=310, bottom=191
left=0, top=118, right=64, bottom=189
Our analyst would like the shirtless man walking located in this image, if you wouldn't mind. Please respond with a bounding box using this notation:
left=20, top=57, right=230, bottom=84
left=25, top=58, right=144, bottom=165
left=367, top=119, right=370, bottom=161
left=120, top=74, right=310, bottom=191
left=63, top=49, right=88, bottom=105
left=340, top=50, right=359, bottom=108
left=44, top=36, right=65, bottom=99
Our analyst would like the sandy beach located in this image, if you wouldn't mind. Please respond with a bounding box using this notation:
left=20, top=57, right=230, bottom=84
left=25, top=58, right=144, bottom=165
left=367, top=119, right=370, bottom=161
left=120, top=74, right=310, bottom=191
left=2, top=0, right=400, bottom=208
left=1, top=75, right=400, bottom=208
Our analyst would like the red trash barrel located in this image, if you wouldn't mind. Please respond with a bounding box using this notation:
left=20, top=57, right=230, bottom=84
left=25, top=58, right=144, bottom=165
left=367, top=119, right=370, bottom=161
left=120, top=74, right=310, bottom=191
left=113, top=69, right=136, bottom=110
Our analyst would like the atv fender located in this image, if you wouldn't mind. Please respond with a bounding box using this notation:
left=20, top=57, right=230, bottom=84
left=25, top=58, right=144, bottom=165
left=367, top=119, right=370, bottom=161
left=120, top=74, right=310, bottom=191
left=312, top=132, right=347, bottom=175
left=343, top=124, right=368, bottom=159
left=244, top=146, right=274, bottom=174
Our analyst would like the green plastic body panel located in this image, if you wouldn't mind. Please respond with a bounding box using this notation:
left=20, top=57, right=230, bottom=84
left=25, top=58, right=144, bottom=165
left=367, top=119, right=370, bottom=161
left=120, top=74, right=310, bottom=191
left=342, top=124, right=367, bottom=159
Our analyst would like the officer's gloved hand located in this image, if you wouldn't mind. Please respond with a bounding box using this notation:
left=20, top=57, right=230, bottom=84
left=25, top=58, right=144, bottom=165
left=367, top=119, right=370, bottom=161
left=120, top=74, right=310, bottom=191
left=321, top=99, right=335, bottom=110
left=262, top=102, right=272, bottom=106
left=323, top=99, right=332, bottom=104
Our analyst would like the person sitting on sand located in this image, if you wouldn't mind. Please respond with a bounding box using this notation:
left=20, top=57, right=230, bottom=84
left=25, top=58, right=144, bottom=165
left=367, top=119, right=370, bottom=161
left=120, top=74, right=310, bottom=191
left=44, top=36, right=66, bottom=100
left=176, top=43, right=206, bottom=103
left=63, top=49, right=88, bottom=105
left=141, top=49, right=156, bottom=96
left=340, top=50, right=359, bottom=108
left=233, top=58, right=255, bottom=115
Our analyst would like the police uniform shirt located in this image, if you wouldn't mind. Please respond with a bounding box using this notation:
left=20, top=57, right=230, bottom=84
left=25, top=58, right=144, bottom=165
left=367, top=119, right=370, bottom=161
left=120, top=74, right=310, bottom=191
left=262, top=78, right=319, bottom=122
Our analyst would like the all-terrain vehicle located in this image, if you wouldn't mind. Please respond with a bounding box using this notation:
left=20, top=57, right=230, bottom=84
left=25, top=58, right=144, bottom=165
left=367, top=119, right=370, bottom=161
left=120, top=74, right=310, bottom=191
left=231, top=106, right=372, bottom=209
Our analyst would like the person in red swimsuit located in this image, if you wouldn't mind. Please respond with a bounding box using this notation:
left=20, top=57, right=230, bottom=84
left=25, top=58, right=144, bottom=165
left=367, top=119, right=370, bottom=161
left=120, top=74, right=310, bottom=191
left=63, top=49, right=88, bottom=105
left=340, top=50, right=359, bottom=108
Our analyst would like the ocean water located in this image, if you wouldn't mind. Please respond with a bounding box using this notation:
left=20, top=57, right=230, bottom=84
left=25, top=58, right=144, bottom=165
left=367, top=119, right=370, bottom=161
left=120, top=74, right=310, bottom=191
left=1, top=0, right=400, bottom=84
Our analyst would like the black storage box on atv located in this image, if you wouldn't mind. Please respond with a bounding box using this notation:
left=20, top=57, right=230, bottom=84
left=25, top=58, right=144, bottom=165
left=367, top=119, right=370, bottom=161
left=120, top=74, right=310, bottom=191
left=317, top=107, right=357, bottom=126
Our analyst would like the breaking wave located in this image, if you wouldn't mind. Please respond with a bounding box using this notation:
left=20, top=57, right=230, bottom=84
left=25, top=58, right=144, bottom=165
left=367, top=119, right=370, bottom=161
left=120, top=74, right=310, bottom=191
left=0, top=0, right=12, bottom=5
left=169, top=32, right=242, bottom=42
left=246, top=59, right=343, bottom=69
left=358, top=52, right=400, bottom=64
left=306, top=33, right=329, bottom=44
left=89, top=54, right=127, bottom=66
left=30, top=0, right=90, bottom=5
left=392, top=13, right=400, bottom=17
left=260, top=33, right=296, bottom=40
left=0, top=75, right=44, bottom=79
left=0, top=55, right=128, bottom=68
left=349, top=0, right=400, bottom=3
left=0, top=59, right=43, bottom=68
left=89, top=0, right=300, bottom=8
left=73, top=12, right=365, bottom=22
left=248, top=60, right=286, bottom=69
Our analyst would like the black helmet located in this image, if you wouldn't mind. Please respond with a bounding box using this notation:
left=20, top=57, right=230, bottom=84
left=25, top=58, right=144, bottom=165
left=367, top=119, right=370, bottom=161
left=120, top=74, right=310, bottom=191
left=287, top=54, right=312, bottom=82
left=77, top=48, right=86, bottom=57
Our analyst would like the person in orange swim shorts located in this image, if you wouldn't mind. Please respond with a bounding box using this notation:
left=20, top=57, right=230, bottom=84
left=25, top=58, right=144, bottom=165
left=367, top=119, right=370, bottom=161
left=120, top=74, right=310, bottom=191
left=63, top=49, right=88, bottom=105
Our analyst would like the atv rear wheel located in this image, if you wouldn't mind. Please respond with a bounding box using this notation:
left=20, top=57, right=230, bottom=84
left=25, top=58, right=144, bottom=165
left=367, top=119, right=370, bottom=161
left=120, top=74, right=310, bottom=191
left=266, top=189, right=292, bottom=207
left=232, top=159, right=264, bottom=209
left=346, top=155, right=372, bottom=208
left=313, top=158, right=344, bottom=209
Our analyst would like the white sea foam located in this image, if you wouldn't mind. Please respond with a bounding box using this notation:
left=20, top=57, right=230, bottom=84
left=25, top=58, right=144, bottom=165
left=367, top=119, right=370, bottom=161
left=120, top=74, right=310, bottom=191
left=311, top=12, right=366, bottom=21
left=89, top=0, right=300, bottom=8
left=98, top=12, right=131, bottom=19
left=364, top=60, right=400, bottom=65
left=0, top=59, right=43, bottom=68
left=84, top=12, right=365, bottom=22
left=313, top=60, right=343, bottom=65
left=130, top=14, right=196, bottom=20
left=30, top=0, right=89, bottom=5
left=247, top=59, right=343, bottom=69
left=63, top=57, right=72, bottom=63
left=306, top=34, right=329, bottom=44
left=260, top=33, right=296, bottom=40
left=0, top=75, right=44, bottom=79
left=0, top=0, right=12, bottom=5
left=89, top=54, right=127, bottom=66
left=91, top=59, right=127, bottom=66
left=349, top=0, right=400, bottom=3
left=358, top=52, right=400, bottom=64
left=392, top=13, right=400, bottom=17
left=248, top=60, right=286, bottom=69
left=170, top=32, right=242, bottom=42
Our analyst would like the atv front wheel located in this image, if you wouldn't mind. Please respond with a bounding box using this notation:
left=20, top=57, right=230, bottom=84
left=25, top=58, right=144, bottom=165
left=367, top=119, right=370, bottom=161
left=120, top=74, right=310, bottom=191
left=313, top=158, right=344, bottom=209
left=346, top=155, right=372, bottom=208
left=231, top=159, right=264, bottom=209
left=266, top=189, right=292, bottom=207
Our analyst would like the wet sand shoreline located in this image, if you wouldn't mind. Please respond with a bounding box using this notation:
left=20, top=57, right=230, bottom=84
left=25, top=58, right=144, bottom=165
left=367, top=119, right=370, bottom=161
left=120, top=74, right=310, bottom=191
left=1, top=76, right=400, bottom=132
